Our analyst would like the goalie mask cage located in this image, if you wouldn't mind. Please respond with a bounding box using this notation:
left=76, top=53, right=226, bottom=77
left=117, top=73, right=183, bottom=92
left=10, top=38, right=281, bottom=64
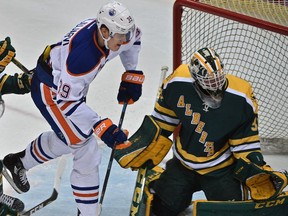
left=173, top=0, right=288, bottom=152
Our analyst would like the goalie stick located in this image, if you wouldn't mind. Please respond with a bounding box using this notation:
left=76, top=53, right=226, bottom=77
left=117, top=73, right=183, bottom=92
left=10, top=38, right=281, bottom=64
left=129, top=66, right=169, bottom=216
left=19, top=156, right=67, bottom=216
left=130, top=167, right=148, bottom=216
left=156, top=66, right=168, bottom=101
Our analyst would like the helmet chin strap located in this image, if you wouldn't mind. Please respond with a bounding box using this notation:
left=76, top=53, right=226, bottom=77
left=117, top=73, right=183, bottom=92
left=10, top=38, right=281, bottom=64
left=98, top=30, right=111, bottom=49
left=103, top=38, right=110, bottom=50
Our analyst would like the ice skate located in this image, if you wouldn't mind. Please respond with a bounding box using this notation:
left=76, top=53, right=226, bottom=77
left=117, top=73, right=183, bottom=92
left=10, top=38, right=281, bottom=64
left=2, top=152, right=30, bottom=193
left=0, top=193, right=24, bottom=212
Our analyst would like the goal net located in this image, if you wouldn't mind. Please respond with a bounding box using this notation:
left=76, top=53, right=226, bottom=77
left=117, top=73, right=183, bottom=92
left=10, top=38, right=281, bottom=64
left=173, top=0, right=288, bottom=153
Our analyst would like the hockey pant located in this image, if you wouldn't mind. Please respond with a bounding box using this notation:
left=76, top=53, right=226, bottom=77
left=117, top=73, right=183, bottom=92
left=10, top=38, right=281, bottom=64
left=20, top=75, right=102, bottom=216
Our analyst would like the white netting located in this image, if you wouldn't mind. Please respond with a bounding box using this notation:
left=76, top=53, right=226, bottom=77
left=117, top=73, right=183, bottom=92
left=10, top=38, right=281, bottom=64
left=175, top=0, right=288, bottom=140
left=199, top=0, right=288, bottom=27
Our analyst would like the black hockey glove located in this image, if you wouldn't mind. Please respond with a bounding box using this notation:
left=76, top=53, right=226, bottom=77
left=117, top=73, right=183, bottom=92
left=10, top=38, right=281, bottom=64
left=0, top=37, right=16, bottom=72
left=94, top=118, right=128, bottom=148
left=1, top=73, right=31, bottom=95
left=117, top=70, right=145, bottom=104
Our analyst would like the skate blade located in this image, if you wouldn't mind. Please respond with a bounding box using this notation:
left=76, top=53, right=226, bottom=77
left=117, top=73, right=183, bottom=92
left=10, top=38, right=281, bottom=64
left=1, top=160, right=24, bottom=194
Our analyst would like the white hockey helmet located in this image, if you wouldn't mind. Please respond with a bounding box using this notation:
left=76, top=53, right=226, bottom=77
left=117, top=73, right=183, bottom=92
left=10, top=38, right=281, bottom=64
left=97, top=1, right=135, bottom=46
left=189, top=48, right=226, bottom=108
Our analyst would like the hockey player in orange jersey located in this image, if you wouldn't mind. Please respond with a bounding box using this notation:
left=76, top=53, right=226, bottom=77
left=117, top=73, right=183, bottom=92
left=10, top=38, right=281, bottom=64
left=2, top=1, right=144, bottom=215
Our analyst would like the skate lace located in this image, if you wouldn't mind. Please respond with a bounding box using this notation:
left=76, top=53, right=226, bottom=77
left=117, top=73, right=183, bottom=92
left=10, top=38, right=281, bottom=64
left=19, top=169, right=28, bottom=185
left=0, top=193, right=15, bottom=208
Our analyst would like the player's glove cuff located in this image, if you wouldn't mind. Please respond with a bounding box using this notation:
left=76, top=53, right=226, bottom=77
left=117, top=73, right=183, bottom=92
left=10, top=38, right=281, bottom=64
left=94, top=118, right=128, bottom=148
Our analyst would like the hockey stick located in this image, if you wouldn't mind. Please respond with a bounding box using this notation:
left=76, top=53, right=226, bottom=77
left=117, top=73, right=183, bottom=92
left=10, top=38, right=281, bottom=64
left=11, top=58, right=31, bottom=74
left=98, top=102, right=128, bottom=215
left=20, top=156, right=67, bottom=215
left=156, top=66, right=169, bottom=101
left=129, top=66, right=169, bottom=216
left=0, top=94, right=5, bottom=118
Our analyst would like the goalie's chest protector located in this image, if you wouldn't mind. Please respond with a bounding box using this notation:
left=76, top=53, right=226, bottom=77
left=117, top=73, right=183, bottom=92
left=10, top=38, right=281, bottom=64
left=163, top=72, right=257, bottom=158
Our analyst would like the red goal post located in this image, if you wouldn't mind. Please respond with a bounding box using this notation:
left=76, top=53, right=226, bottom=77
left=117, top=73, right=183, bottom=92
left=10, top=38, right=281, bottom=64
left=173, top=0, right=288, bottom=152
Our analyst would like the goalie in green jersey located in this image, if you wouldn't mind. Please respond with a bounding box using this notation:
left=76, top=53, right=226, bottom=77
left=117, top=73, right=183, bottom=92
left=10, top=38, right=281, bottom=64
left=0, top=37, right=31, bottom=215
left=114, top=47, right=288, bottom=216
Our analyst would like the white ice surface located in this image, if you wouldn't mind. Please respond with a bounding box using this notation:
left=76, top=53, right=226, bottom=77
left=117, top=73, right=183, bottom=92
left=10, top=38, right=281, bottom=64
left=1, top=0, right=288, bottom=215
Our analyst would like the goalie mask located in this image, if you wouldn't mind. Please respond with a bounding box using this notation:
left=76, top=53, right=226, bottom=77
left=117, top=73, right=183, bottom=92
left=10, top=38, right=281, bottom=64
left=189, top=48, right=226, bottom=109
left=96, top=1, right=135, bottom=49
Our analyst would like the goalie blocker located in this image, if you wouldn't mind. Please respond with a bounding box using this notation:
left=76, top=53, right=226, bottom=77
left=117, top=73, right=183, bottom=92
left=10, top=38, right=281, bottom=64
left=114, top=115, right=172, bottom=169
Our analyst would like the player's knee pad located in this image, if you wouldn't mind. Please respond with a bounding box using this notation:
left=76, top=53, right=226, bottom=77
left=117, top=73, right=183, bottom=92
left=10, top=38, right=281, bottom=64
left=114, top=115, right=172, bottom=169
left=30, top=132, right=70, bottom=158
left=23, top=132, right=69, bottom=169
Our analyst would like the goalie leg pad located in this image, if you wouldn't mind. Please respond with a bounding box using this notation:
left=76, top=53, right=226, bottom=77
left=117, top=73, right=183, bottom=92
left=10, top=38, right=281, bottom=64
left=114, top=115, right=172, bottom=169
left=143, top=166, right=165, bottom=215
left=193, top=191, right=288, bottom=216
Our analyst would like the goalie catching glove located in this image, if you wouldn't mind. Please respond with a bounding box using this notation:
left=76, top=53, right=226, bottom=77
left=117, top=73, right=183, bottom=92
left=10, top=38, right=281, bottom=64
left=0, top=37, right=15, bottom=72
left=114, top=115, right=172, bottom=169
left=233, top=157, right=288, bottom=201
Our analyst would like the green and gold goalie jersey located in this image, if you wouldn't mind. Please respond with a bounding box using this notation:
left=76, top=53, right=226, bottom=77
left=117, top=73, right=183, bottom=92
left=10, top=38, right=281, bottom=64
left=152, top=64, right=261, bottom=175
